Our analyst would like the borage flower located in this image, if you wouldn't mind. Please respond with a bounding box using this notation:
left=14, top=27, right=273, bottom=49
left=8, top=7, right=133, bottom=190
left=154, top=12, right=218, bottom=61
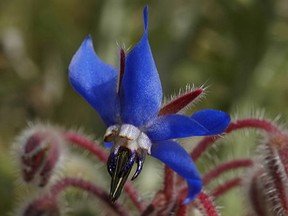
left=68, top=6, right=230, bottom=204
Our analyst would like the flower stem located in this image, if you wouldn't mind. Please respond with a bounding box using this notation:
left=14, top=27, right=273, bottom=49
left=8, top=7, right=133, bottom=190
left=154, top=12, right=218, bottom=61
left=124, top=183, right=147, bottom=212
left=50, top=177, right=129, bottom=216
left=211, top=177, right=242, bottom=197
left=175, top=192, right=189, bottom=216
left=164, top=166, right=175, bottom=201
left=63, top=131, right=108, bottom=162
left=196, top=191, right=219, bottom=216
left=191, top=118, right=280, bottom=161
left=203, top=159, right=253, bottom=185
left=175, top=204, right=187, bottom=216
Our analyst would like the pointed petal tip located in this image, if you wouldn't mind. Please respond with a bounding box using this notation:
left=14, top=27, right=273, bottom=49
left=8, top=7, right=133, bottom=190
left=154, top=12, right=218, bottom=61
left=151, top=141, right=202, bottom=204
left=183, top=179, right=202, bottom=205
left=85, top=34, right=92, bottom=41
left=68, top=35, right=119, bottom=126
left=81, top=34, right=93, bottom=49
left=69, top=35, right=94, bottom=71
left=120, top=5, right=162, bottom=126
left=143, top=5, right=148, bottom=31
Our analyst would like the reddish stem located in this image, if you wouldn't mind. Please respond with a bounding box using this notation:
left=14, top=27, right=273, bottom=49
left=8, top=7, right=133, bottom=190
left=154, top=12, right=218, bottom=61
left=124, top=183, right=146, bottom=212
left=63, top=131, right=146, bottom=212
left=164, top=166, right=175, bottom=201
left=49, top=177, right=129, bottom=216
left=211, top=177, right=242, bottom=197
left=197, top=191, right=219, bottom=216
left=64, top=131, right=108, bottom=162
left=203, top=159, right=253, bottom=185
left=191, top=118, right=280, bottom=161
left=175, top=192, right=188, bottom=216
left=159, top=87, right=204, bottom=115
left=176, top=204, right=187, bottom=216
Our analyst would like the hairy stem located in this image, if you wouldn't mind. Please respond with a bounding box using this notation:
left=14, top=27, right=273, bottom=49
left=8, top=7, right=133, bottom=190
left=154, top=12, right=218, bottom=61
left=196, top=191, right=219, bottom=216
left=212, top=177, right=242, bottom=197
left=64, top=131, right=108, bottom=162
left=49, top=177, right=129, bottom=216
left=203, top=159, right=253, bottom=185
left=191, top=118, right=280, bottom=161
left=164, top=166, right=175, bottom=201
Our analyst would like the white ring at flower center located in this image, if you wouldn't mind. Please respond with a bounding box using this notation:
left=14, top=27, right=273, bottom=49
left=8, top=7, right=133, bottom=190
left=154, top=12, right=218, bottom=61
left=105, top=124, right=152, bottom=154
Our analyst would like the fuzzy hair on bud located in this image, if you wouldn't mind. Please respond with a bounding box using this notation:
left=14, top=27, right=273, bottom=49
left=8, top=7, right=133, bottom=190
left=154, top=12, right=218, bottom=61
left=261, top=132, right=288, bottom=215
left=245, top=132, right=288, bottom=215
left=13, top=124, right=65, bottom=187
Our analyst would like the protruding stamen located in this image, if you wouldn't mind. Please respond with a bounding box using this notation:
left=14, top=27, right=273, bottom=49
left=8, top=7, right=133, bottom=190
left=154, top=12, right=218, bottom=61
left=109, top=147, right=135, bottom=203
left=131, top=152, right=146, bottom=181
left=120, top=152, right=136, bottom=177
left=105, top=124, right=152, bottom=201
left=107, top=146, right=119, bottom=177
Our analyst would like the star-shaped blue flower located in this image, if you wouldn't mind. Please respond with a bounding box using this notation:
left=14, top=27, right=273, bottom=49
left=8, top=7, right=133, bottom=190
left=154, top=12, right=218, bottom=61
left=69, top=6, right=230, bottom=204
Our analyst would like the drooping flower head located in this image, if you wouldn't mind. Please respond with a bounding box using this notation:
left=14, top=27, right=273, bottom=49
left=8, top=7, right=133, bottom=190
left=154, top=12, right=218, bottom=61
left=69, top=6, right=230, bottom=204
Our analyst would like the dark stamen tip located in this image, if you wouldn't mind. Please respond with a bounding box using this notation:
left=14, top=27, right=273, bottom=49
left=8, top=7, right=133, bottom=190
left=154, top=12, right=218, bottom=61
left=109, top=147, right=135, bottom=202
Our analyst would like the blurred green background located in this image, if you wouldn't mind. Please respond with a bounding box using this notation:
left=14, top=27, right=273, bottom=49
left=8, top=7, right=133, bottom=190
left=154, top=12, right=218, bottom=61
left=1, top=0, right=288, bottom=215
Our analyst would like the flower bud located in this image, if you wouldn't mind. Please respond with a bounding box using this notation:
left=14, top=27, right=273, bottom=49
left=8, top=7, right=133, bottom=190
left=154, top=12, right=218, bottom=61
left=15, top=125, right=64, bottom=187
left=245, top=132, right=288, bottom=215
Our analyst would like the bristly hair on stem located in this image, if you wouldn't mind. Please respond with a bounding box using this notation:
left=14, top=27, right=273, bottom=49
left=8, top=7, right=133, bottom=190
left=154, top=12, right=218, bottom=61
left=22, top=177, right=130, bottom=216
left=191, top=118, right=281, bottom=161
left=203, top=159, right=253, bottom=185
left=195, top=192, right=220, bottom=216
left=211, top=177, right=242, bottom=197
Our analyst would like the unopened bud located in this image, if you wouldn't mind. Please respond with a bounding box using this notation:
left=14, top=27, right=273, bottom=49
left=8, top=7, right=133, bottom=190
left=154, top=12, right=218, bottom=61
left=245, top=132, right=288, bottom=215
left=15, top=125, right=64, bottom=187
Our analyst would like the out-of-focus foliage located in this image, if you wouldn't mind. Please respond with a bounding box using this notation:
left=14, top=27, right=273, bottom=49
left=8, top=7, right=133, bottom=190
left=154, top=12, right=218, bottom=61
left=0, top=0, right=288, bottom=215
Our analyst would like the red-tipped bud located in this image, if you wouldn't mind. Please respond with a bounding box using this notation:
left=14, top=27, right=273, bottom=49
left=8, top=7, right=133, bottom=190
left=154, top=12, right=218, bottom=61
left=22, top=197, right=60, bottom=216
left=245, top=132, right=288, bottom=215
left=16, top=125, right=64, bottom=187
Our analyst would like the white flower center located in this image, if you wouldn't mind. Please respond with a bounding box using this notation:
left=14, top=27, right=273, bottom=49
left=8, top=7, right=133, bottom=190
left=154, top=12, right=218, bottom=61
left=104, top=124, right=152, bottom=154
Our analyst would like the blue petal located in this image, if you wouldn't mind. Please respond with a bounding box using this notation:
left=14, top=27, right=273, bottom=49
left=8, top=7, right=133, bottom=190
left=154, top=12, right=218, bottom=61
left=120, top=6, right=162, bottom=126
left=146, top=114, right=210, bottom=141
left=69, top=36, right=120, bottom=126
left=151, top=140, right=202, bottom=204
left=191, top=109, right=230, bottom=134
